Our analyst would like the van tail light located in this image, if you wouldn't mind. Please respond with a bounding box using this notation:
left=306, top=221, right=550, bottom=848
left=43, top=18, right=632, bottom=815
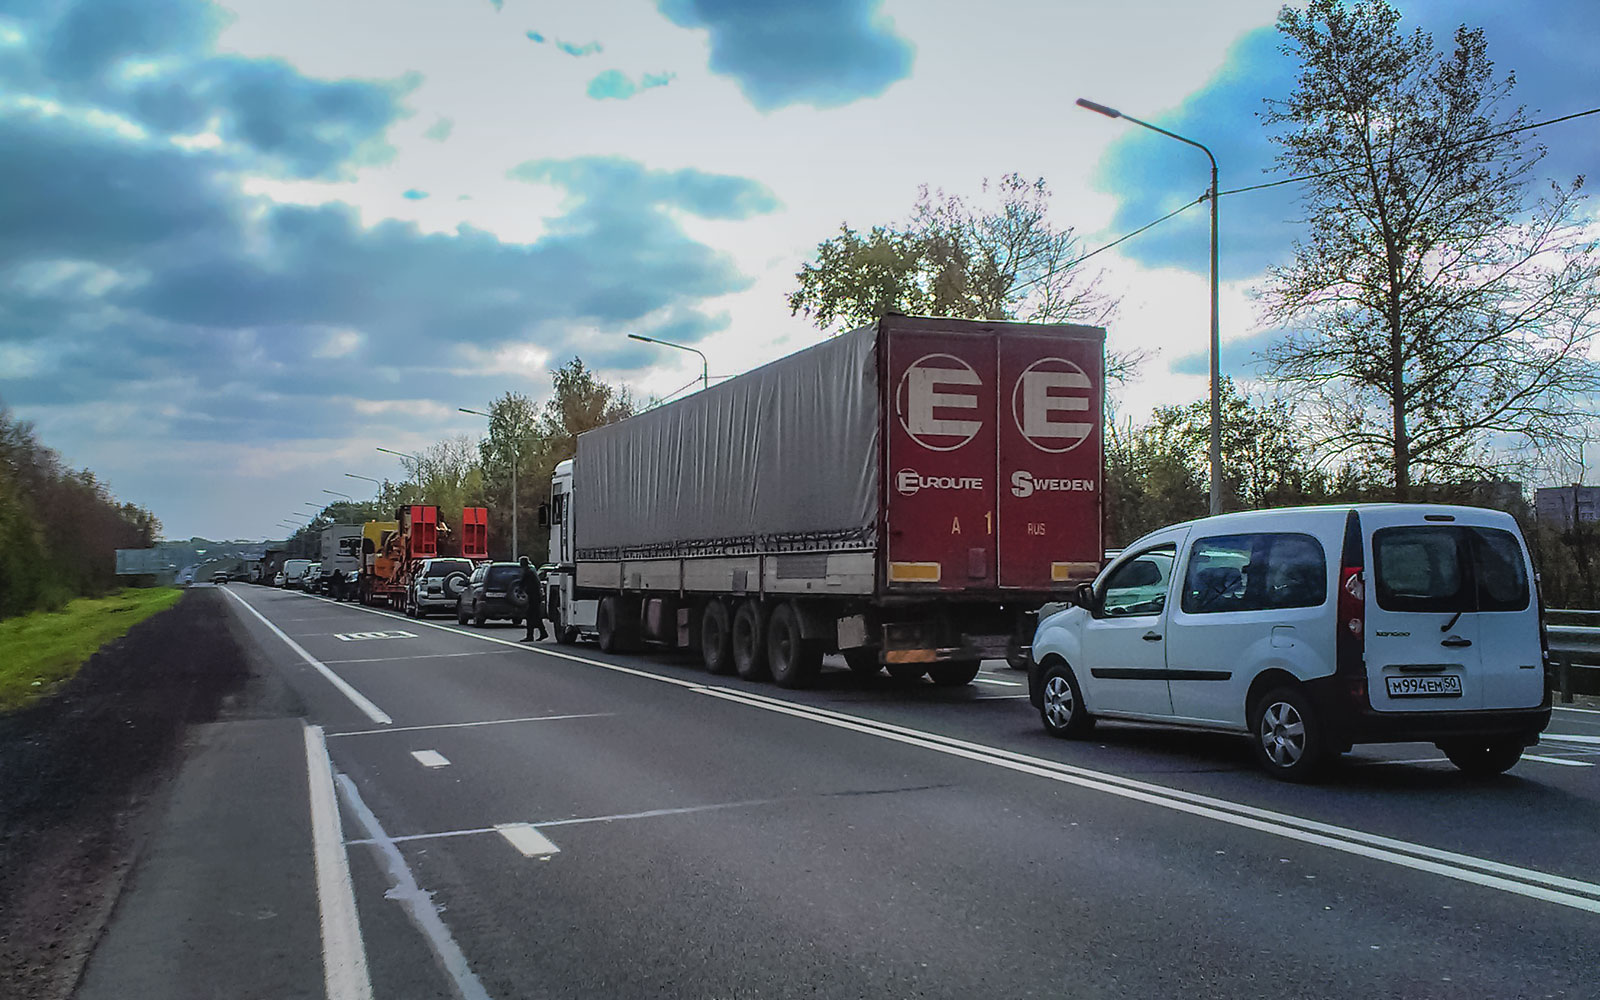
left=1336, top=510, right=1367, bottom=706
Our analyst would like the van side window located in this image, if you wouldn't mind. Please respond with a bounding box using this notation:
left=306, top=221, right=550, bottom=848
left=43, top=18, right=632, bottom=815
left=1181, top=532, right=1326, bottom=614
left=1097, top=545, right=1175, bottom=617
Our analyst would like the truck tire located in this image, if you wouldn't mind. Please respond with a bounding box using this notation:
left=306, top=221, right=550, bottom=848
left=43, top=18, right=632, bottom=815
left=597, top=596, right=640, bottom=654
left=843, top=648, right=881, bottom=675
left=767, top=602, right=822, bottom=689
left=700, top=600, right=736, bottom=675
left=928, top=660, right=981, bottom=687
left=731, top=600, right=770, bottom=681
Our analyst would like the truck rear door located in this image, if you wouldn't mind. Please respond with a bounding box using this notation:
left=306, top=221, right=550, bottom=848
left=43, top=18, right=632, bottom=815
left=996, top=331, right=1103, bottom=589
left=884, top=326, right=998, bottom=591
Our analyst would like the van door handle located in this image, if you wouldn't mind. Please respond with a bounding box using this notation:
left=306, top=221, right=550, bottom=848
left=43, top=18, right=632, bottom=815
left=1142, top=631, right=1163, bottom=642
left=1440, top=636, right=1472, bottom=648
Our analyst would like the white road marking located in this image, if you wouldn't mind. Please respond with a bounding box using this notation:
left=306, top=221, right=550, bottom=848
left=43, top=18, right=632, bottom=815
left=328, top=713, right=612, bottom=739
left=335, top=774, right=492, bottom=1000
left=334, top=630, right=417, bottom=642
left=973, top=678, right=1023, bottom=687
left=224, top=589, right=392, bottom=725
left=696, top=686, right=1600, bottom=915
left=303, top=725, right=374, bottom=1000
left=1553, top=705, right=1600, bottom=716
left=1521, top=754, right=1595, bottom=767
left=496, top=823, right=561, bottom=858
left=410, top=750, right=451, bottom=768
left=285, top=592, right=1600, bottom=914
left=348, top=799, right=781, bottom=847
left=322, top=650, right=499, bottom=665
left=1544, top=733, right=1600, bottom=745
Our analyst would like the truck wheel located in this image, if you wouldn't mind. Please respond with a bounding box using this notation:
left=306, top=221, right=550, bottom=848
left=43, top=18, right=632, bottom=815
left=700, top=600, right=736, bottom=675
left=843, top=649, right=880, bottom=675
left=731, top=600, right=770, bottom=681
left=928, top=660, right=981, bottom=686
left=597, top=596, right=639, bottom=653
left=886, top=663, right=926, bottom=682
left=767, top=603, right=822, bottom=689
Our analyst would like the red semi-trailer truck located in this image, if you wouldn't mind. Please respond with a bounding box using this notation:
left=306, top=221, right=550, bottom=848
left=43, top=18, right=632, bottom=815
left=545, top=315, right=1105, bottom=688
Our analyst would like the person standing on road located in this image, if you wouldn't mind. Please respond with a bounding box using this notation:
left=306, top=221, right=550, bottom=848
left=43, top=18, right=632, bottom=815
left=519, top=556, right=547, bottom=642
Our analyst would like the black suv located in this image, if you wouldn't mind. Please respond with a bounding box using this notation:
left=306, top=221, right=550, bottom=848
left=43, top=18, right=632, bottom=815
left=457, top=562, right=530, bottom=626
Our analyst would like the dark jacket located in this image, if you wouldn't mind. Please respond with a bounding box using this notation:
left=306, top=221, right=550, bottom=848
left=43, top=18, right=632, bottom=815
left=520, top=564, right=542, bottom=615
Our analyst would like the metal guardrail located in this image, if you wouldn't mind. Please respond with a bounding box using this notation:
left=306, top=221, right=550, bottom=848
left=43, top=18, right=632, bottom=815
left=1545, top=609, right=1600, bottom=704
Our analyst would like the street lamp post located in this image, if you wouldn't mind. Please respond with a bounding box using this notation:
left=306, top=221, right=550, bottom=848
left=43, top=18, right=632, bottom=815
left=461, top=407, right=516, bottom=559
left=628, top=333, right=709, bottom=392
left=345, top=473, right=382, bottom=486
left=322, top=489, right=352, bottom=501
left=1077, top=97, right=1223, bottom=517
left=376, top=447, right=423, bottom=495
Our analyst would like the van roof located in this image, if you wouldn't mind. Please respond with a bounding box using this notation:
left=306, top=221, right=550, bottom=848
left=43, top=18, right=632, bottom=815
left=1125, top=502, right=1518, bottom=549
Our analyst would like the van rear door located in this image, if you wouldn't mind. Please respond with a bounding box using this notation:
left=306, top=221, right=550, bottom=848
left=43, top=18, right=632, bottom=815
left=1362, top=509, right=1540, bottom=713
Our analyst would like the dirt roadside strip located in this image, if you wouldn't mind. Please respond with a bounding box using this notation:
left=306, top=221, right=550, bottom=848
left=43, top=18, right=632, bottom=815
left=0, top=587, right=308, bottom=1000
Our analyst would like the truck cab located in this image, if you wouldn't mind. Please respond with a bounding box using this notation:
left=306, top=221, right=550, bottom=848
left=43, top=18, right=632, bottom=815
left=546, top=459, right=597, bottom=643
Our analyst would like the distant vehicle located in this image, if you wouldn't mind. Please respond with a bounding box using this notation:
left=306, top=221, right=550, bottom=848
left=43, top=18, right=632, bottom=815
left=273, top=571, right=286, bottom=587
left=210, top=570, right=230, bottom=585
left=301, top=562, right=324, bottom=593
left=282, top=559, right=313, bottom=588
left=1029, top=504, right=1551, bottom=781
left=457, top=562, right=528, bottom=626
left=545, top=314, right=1107, bottom=689
left=406, top=557, right=474, bottom=618
left=360, top=507, right=489, bottom=610
left=320, top=524, right=362, bottom=601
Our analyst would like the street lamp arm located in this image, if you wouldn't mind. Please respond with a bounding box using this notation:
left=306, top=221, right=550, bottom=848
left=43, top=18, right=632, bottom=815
left=628, top=333, right=709, bottom=391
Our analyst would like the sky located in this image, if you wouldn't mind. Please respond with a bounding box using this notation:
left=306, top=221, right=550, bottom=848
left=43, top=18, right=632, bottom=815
left=2, top=0, right=1597, bottom=540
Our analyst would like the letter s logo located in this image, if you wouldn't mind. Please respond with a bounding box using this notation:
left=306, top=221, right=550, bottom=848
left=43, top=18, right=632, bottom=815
left=1011, top=470, right=1034, bottom=498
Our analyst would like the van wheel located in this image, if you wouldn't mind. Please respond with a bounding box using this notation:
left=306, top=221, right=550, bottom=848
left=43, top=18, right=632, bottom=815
left=700, top=600, right=736, bottom=674
left=843, top=649, right=880, bottom=675
left=929, top=660, right=981, bottom=687
left=1040, top=663, right=1093, bottom=737
left=767, top=603, right=821, bottom=689
left=1249, top=686, right=1326, bottom=782
left=1439, top=739, right=1523, bottom=777
left=732, top=600, right=770, bottom=681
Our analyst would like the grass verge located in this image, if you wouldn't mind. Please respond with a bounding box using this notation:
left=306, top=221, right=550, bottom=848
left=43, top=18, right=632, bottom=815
left=0, top=588, right=184, bottom=713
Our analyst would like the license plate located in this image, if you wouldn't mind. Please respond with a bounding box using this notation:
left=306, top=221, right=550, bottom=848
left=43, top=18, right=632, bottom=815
left=1385, top=674, right=1462, bottom=698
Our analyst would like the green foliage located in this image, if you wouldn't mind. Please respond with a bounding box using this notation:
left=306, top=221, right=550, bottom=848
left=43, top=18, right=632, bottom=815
left=1260, top=0, right=1600, bottom=495
left=0, top=587, right=182, bottom=712
left=0, top=404, right=163, bottom=619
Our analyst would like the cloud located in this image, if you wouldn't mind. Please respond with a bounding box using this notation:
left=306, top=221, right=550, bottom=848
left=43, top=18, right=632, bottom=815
left=585, top=68, right=673, bottom=100
left=1090, top=0, right=1600, bottom=280
left=422, top=116, right=452, bottom=141
left=508, top=156, right=780, bottom=220
left=656, top=0, right=912, bottom=110
left=402, top=188, right=429, bottom=200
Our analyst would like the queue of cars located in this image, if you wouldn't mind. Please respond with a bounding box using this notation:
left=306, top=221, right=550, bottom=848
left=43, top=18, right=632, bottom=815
left=1028, top=503, right=1551, bottom=782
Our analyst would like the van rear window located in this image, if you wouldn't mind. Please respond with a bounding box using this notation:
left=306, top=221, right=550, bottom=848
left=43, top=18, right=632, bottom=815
left=1372, top=526, right=1529, bottom=613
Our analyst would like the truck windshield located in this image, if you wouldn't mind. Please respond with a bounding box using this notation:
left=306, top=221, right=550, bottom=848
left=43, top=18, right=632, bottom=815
left=1372, top=526, right=1529, bottom=613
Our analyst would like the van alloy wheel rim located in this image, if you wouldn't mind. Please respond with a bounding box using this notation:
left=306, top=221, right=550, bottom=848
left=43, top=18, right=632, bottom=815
left=1043, top=676, right=1074, bottom=727
left=1260, top=702, right=1305, bottom=766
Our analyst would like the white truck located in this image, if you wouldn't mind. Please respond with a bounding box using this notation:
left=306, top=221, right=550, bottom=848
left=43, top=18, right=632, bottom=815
left=319, top=524, right=363, bottom=600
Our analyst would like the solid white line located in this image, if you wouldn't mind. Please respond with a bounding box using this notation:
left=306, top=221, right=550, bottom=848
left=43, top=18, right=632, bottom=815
left=1544, top=733, right=1600, bottom=745
left=291, top=592, right=1600, bottom=913
left=410, top=750, right=451, bottom=769
left=697, top=686, right=1600, bottom=914
left=1553, top=705, right=1600, bottom=716
left=327, top=713, right=613, bottom=739
left=303, top=725, right=374, bottom=1000
left=1522, top=754, right=1595, bottom=767
left=973, top=678, right=1023, bottom=687
left=496, top=823, right=561, bottom=857
left=224, top=589, right=392, bottom=725
left=336, top=774, right=492, bottom=1000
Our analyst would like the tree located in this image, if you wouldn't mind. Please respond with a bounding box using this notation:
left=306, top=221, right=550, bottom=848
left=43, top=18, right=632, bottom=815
left=1259, top=0, right=1600, bottom=498
left=476, top=392, right=539, bottom=560
left=788, top=174, right=1137, bottom=377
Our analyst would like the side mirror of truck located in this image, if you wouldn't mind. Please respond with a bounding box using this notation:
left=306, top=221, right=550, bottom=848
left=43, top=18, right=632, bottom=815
left=1073, top=582, right=1095, bottom=610
left=537, top=502, right=550, bottom=528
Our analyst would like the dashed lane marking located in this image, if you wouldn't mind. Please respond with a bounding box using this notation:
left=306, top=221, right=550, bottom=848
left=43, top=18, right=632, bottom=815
left=327, top=713, right=612, bottom=739
left=496, top=824, right=561, bottom=858
left=1521, top=754, right=1595, bottom=767
left=410, top=750, right=451, bottom=768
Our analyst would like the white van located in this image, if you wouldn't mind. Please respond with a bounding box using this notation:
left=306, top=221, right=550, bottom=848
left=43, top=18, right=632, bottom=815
left=1028, top=504, right=1550, bottom=780
left=282, top=559, right=313, bottom=588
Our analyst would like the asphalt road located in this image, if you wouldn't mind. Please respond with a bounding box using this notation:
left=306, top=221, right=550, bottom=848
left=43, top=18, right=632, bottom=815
left=171, top=585, right=1600, bottom=998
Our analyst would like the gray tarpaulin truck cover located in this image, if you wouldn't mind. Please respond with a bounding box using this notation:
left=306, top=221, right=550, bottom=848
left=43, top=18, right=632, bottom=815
left=575, top=321, right=880, bottom=560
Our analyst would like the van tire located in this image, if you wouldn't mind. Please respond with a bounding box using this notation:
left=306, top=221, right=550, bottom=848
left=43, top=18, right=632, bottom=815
left=1248, top=685, right=1326, bottom=782
left=1039, top=663, right=1093, bottom=738
left=1438, top=739, right=1523, bottom=777
left=767, top=603, right=822, bottom=689
left=929, top=660, right=981, bottom=687
left=700, top=600, right=736, bottom=675
left=732, top=600, right=770, bottom=681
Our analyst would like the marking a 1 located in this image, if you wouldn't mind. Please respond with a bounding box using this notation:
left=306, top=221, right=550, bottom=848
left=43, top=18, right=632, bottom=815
left=334, top=630, right=418, bottom=641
